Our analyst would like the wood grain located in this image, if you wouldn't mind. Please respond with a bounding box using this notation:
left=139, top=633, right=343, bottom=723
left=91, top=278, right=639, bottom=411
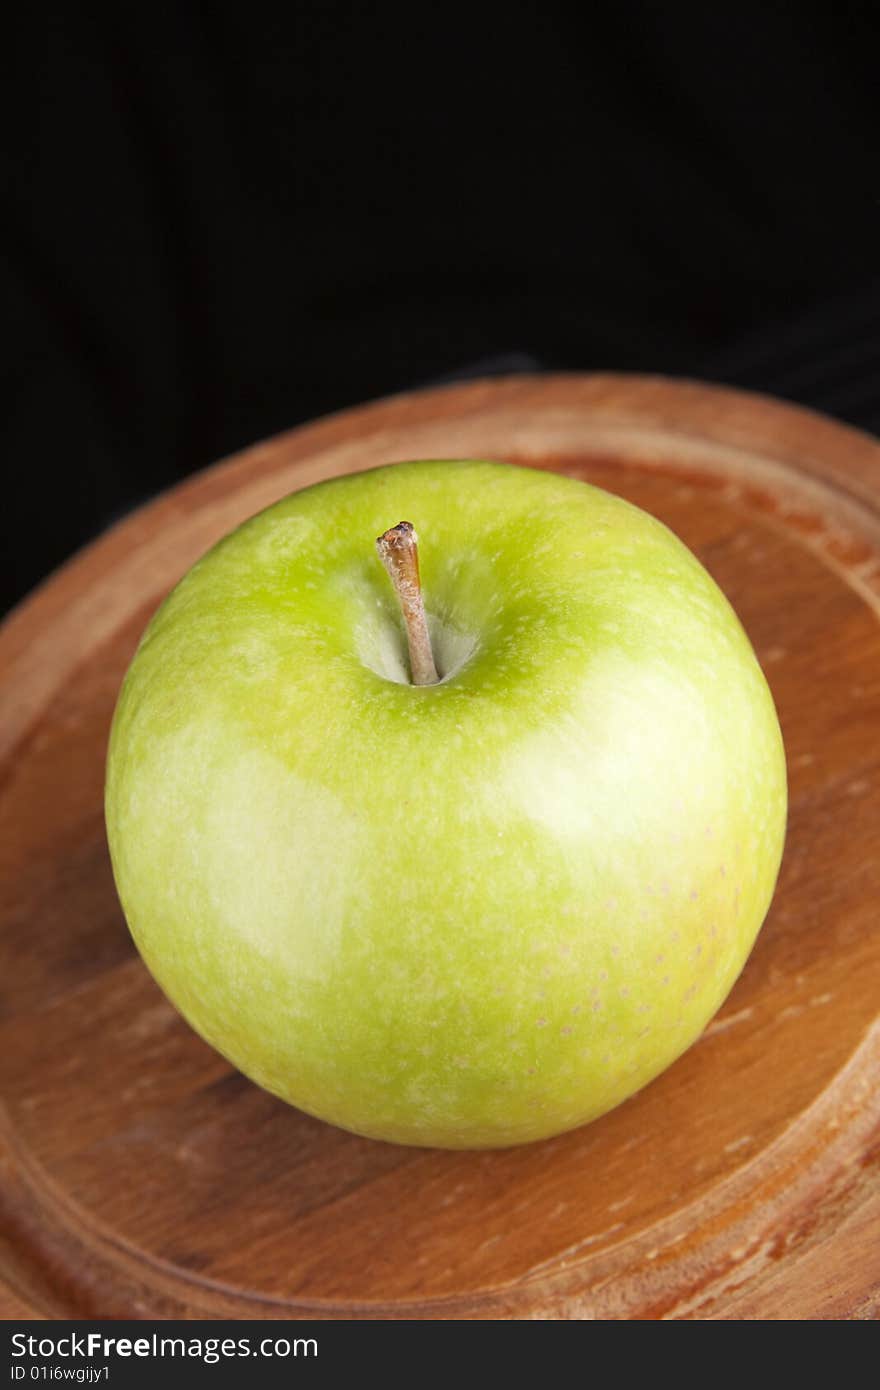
left=2, top=374, right=879, bottom=1320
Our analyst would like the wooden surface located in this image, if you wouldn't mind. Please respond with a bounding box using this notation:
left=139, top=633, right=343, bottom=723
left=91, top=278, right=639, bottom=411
left=2, top=374, right=879, bottom=1320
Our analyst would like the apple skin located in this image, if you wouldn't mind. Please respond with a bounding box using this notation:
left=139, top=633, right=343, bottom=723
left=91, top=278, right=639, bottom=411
left=105, top=459, right=786, bottom=1148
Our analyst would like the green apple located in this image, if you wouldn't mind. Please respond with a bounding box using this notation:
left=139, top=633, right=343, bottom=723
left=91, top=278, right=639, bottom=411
left=105, top=459, right=786, bottom=1148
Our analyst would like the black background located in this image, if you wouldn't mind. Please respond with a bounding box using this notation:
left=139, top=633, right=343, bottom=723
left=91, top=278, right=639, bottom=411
left=4, top=4, right=879, bottom=614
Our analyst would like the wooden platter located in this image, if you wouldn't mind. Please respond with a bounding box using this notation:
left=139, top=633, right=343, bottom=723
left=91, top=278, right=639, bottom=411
left=2, top=374, right=879, bottom=1320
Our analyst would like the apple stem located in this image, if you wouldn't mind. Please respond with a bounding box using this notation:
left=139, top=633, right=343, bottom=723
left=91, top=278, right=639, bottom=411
left=376, top=521, right=439, bottom=685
